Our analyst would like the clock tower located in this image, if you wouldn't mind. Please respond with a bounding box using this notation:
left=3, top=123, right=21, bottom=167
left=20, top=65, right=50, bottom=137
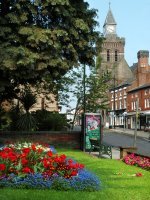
left=99, top=6, right=133, bottom=84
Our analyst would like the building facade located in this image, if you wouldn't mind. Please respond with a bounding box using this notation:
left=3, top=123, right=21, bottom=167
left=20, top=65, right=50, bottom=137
left=127, top=84, right=150, bottom=129
left=109, top=83, right=129, bottom=128
left=109, top=50, right=150, bottom=130
left=126, top=50, right=150, bottom=130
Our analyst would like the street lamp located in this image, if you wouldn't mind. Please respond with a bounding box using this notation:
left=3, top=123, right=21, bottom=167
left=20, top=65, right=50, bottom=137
left=83, top=63, right=86, bottom=114
left=113, top=74, right=116, bottom=129
left=133, top=101, right=138, bottom=147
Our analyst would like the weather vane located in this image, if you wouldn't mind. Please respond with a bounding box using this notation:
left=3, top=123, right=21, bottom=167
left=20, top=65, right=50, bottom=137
left=109, top=1, right=111, bottom=9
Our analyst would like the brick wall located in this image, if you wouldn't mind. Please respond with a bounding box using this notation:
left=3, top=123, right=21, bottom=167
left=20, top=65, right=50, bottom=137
left=0, top=131, right=82, bottom=149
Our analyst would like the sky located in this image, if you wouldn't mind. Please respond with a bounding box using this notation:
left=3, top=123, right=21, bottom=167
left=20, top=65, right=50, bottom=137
left=61, top=0, right=150, bottom=113
left=87, top=0, right=150, bottom=66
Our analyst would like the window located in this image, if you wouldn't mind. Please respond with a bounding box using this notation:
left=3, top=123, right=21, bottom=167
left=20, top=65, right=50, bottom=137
left=131, top=102, right=134, bottom=110
left=145, top=99, right=147, bottom=108
left=115, top=50, right=118, bottom=61
left=124, top=99, right=126, bottom=108
left=112, top=103, right=113, bottom=110
left=107, top=50, right=110, bottom=61
left=145, top=89, right=148, bottom=95
left=145, top=98, right=150, bottom=108
left=119, top=100, right=122, bottom=109
left=115, top=102, right=117, bottom=110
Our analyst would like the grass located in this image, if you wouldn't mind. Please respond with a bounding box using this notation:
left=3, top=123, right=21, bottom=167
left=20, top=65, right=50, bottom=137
left=0, top=149, right=150, bottom=200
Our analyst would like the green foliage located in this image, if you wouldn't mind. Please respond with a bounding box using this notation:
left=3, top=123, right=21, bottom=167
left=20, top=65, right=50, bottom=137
left=86, top=69, right=112, bottom=112
left=19, top=88, right=37, bottom=113
left=0, top=108, right=12, bottom=130
left=0, top=0, right=101, bottom=102
left=15, top=87, right=37, bottom=131
left=16, top=113, right=37, bottom=131
left=33, top=110, right=68, bottom=131
left=58, top=64, right=112, bottom=114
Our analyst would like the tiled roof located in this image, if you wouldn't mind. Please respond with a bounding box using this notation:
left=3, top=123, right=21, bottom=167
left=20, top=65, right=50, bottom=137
left=128, top=83, right=150, bottom=93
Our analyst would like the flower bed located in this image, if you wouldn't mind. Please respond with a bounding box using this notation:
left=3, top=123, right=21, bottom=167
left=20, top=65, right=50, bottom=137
left=0, top=142, right=100, bottom=191
left=123, top=153, right=150, bottom=171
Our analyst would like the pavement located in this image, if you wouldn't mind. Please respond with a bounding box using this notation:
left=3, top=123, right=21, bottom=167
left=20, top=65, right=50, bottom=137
left=90, top=148, right=120, bottom=160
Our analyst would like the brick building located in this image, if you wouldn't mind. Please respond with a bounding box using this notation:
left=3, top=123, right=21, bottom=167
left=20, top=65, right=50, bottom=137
left=127, top=84, right=150, bottom=129
left=126, top=51, right=150, bottom=129
left=109, top=50, right=150, bottom=130
left=109, top=82, right=129, bottom=128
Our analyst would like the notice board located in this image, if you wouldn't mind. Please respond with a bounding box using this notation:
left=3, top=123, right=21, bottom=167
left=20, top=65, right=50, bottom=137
left=82, top=113, right=102, bottom=151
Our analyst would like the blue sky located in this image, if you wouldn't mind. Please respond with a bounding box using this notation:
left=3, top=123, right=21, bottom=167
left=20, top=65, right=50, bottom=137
left=61, top=0, right=150, bottom=113
left=87, top=0, right=150, bottom=66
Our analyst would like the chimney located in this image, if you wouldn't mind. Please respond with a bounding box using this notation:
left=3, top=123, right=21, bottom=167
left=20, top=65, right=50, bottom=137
left=137, top=50, right=149, bottom=68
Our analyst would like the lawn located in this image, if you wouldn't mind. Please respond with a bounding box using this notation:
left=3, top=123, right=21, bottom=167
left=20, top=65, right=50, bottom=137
left=0, top=149, right=150, bottom=200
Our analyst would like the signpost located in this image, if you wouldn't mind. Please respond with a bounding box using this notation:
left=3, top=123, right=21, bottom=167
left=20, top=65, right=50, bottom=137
left=82, top=113, right=102, bottom=151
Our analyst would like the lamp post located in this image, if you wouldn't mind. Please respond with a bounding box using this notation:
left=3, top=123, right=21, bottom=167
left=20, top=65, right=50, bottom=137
left=113, top=74, right=116, bottom=129
left=133, top=101, right=138, bottom=147
left=82, top=63, right=86, bottom=152
left=83, top=63, right=86, bottom=114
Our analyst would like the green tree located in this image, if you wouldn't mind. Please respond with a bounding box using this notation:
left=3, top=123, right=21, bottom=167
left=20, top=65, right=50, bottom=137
left=86, top=68, right=112, bottom=112
left=57, top=63, right=111, bottom=129
left=0, top=0, right=101, bottom=102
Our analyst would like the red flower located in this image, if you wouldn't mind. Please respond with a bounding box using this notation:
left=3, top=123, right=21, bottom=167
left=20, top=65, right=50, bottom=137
left=0, top=164, right=6, bottom=171
left=21, top=158, right=28, bottom=165
left=22, top=148, right=31, bottom=154
left=70, top=170, right=78, bottom=176
left=22, top=167, right=32, bottom=174
left=31, top=144, right=36, bottom=151
left=47, top=151, right=53, bottom=157
left=37, top=148, right=43, bottom=153
left=136, top=172, right=143, bottom=177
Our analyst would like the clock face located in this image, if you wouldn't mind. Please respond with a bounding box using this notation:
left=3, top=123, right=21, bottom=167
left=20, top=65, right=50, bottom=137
left=107, top=26, right=115, bottom=33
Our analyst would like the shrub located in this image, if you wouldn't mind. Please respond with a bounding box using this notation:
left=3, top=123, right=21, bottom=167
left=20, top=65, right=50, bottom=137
left=32, top=110, right=69, bottom=131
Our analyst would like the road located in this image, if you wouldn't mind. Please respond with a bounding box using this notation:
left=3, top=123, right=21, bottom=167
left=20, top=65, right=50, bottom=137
left=103, top=130, right=150, bottom=157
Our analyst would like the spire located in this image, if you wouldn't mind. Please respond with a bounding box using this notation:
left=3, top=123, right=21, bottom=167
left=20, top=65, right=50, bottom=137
left=103, top=4, right=116, bottom=27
